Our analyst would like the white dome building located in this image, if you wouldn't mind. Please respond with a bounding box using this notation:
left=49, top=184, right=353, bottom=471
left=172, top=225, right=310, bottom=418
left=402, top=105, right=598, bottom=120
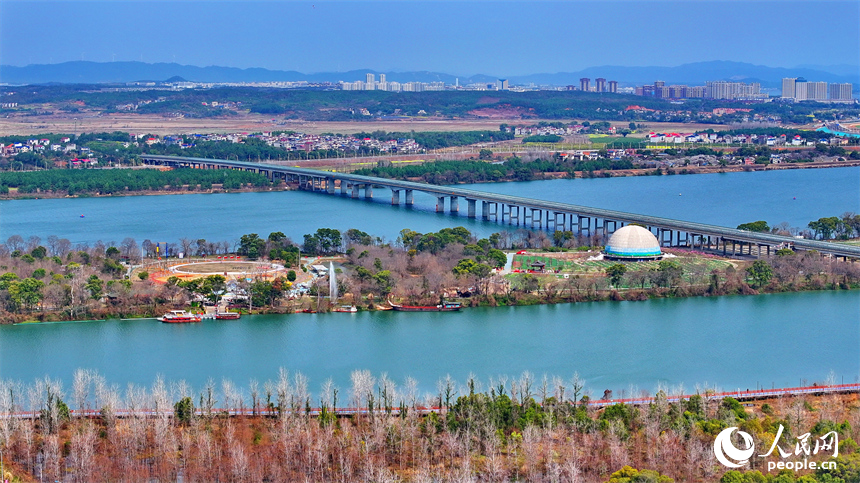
left=604, top=225, right=662, bottom=261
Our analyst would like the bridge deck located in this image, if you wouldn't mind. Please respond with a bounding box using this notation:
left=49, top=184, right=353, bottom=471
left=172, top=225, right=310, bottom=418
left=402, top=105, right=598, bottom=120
left=140, top=155, right=860, bottom=259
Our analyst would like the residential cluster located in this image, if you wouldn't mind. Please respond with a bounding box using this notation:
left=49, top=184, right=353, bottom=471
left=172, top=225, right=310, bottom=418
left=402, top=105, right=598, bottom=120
left=567, top=78, right=619, bottom=93
left=781, top=78, right=853, bottom=102
left=2, top=137, right=100, bottom=166
left=634, top=80, right=767, bottom=100
left=341, top=74, right=446, bottom=92
left=645, top=131, right=848, bottom=147
left=156, top=131, right=422, bottom=154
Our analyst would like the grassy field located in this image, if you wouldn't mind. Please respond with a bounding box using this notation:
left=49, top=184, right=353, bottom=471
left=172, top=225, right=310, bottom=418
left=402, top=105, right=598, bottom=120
left=511, top=252, right=733, bottom=288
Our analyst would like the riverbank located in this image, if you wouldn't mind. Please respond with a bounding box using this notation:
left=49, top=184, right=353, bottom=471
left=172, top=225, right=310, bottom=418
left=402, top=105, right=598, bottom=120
left=0, top=371, right=856, bottom=483
left=9, top=281, right=857, bottom=325
left=1, top=158, right=859, bottom=200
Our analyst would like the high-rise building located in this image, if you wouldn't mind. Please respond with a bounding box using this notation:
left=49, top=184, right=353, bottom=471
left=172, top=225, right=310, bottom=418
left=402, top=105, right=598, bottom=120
left=580, top=78, right=590, bottom=91
left=499, top=79, right=509, bottom=90
left=365, top=73, right=375, bottom=90
left=794, top=78, right=808, bottom=100
left=687, top=86, right=706, bottom=98
left=830, top=83, right=853, bottom=101
left=654, top=80, right=665, bottom=88
left=782, top=78, right=797, bottom=98
left=378, top=74, right=387, bottom=91
left=705, top=81, right=765, bottom=100
left=805, top=82, right=828, bottom=101
left=595, top=78, right=606, bottom=92
left=608, top=80, right=618, bottom=93
left=668, top=85, right=686, bottom=98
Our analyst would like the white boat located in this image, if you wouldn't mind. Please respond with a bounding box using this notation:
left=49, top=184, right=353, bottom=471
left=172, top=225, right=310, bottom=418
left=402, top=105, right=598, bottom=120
left=158, top=310, right=202, bottom=323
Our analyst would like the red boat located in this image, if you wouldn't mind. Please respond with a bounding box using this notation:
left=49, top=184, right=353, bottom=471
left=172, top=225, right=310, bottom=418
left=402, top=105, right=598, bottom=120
left=215, top=311, right=241, bottom=320
left=159, top=310, right=202, bottom=323
left=389, top=301, right=462, bottom=312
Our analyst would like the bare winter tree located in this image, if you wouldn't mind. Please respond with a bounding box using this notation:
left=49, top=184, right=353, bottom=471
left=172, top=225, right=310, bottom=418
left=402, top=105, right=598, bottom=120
left=5, top=234, right=24, bottom=252
left=26, top=235, right=41, bottom=251
left=120, top=237, right=140, bottom=262
left=179, top=237, right=194, bottom=257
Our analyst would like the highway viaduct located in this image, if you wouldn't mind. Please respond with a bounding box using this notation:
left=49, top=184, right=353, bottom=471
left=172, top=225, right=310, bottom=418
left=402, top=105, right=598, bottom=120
left=140, top=155, right=860, bottom=260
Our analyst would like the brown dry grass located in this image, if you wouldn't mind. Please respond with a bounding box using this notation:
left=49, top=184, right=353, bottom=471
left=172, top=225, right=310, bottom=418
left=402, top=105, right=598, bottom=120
left=0, top=111, right=734, bottom=136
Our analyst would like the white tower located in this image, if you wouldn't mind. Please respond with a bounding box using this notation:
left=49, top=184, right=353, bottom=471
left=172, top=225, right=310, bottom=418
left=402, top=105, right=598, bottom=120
left=329, top=262, right=338, bottom=302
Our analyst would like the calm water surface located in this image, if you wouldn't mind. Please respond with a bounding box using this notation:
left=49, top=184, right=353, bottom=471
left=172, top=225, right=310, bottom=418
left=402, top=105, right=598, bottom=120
left=1, top=167, right=857, bottom=245
left=1, top=167, right=857, bottom=398
left=2, top=291, right=857, bottom=397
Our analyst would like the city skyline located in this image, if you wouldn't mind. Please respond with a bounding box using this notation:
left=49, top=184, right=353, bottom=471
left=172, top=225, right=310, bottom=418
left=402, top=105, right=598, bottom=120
left=1, top=1, right=858, bottom=76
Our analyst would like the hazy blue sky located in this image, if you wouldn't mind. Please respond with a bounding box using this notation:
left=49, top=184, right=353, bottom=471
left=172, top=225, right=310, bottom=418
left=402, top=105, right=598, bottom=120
left=2, top=1, right=858, bottom=76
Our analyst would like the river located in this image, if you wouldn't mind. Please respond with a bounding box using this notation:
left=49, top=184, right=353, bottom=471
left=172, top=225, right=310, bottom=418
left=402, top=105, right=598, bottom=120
left=0, top=166, right=857, bottom=245
left=0, top=167, right=858, bottom=398
left=1, top=291, right=857, bottom=398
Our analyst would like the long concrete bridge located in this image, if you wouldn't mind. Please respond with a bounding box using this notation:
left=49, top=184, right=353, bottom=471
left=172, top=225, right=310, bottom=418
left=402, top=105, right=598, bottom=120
left=141, top=155, right=860, bottom=260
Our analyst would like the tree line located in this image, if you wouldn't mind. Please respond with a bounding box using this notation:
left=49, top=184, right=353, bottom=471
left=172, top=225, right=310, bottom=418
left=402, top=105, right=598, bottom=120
left=737, top=213, right=860, bottom=240
left=354, top=156, right=636, bottom=184
left=0, top=168, right=271, bottom=195
left=353, top=130, right=514, bottom=149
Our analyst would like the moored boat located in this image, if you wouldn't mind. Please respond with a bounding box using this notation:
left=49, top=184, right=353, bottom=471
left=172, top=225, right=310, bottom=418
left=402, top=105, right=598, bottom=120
left=215, top=311, right=241, bottom=320
left=388, top=301, right=462, bottom=312
left=159, top=310, right=203, bottom=323
left=334, top=305, right=358, bottom=313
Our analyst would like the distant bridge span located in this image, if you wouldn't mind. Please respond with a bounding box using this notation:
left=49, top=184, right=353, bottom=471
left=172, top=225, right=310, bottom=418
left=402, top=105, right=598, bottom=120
left=141, top=155, right=860, bottom=260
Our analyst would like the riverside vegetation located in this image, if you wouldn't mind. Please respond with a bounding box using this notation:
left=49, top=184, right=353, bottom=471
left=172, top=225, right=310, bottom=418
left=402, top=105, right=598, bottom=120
left=1, top=223, right=858, bottom=322
left=0, top=370, right=857, bottom=482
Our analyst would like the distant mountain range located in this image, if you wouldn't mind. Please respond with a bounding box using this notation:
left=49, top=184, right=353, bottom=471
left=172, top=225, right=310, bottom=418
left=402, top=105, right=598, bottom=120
left=1, top=60, right=857, bottom=88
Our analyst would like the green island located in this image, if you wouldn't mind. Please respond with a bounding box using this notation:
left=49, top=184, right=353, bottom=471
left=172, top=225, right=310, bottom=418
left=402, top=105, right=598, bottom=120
left=1, top=217, right=858, bottom=322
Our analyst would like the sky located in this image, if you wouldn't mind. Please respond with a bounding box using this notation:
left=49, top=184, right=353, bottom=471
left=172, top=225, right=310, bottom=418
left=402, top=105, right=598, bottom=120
left=1, top=1, right=858, bottom=76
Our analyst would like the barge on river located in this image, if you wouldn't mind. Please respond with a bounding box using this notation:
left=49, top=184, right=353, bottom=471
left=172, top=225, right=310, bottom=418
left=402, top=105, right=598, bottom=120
left=389, top=301, right=462, bottom=312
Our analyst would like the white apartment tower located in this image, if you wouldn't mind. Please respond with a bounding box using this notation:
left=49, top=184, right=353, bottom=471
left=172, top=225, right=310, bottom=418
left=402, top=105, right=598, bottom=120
left=805, top=81, right=828, bottom=101
left=781, top=78, right=796, bottom=99
left=365, top=73, right=375, bottom=90
left=829, top=83, right=852, bottom=101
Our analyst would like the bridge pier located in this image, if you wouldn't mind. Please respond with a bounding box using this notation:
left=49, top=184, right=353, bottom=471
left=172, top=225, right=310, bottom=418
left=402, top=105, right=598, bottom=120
left=552, top=212, right=564, bottom=231
left=351, top=184, right=360, bottom=199
left=531, top=209, right=542, bottom=229
left=391, top=189, right=400, bottom=205
left=467, top=199, right=476, bottom=218
left=481, top=201, right=489, bottom=220
left=340, top=181, right=348, bottom=195
left=579, top=216, right=591, bottom=236
left=512, top=205, right=519, bottom=224
left=436, top=196, right=445, bottom=213
left=405, top=190, right=413, bottom=206
left=450, top=196, right=459, bottom=213
left=364, top=185, right=373, bottom=199
left=327, top=178, right=335, bottom=194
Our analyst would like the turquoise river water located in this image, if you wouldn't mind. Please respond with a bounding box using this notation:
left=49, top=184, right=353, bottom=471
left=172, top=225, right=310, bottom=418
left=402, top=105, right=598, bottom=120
left=0, top=167, right=858, bottom=396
